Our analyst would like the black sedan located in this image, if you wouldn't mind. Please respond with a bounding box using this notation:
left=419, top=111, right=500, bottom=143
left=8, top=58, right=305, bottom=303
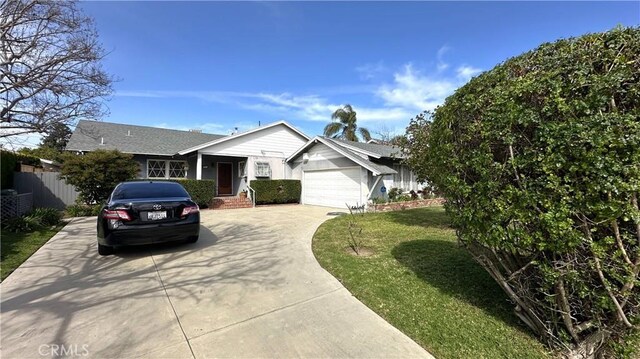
left=97, top=181, right=200, bottom=255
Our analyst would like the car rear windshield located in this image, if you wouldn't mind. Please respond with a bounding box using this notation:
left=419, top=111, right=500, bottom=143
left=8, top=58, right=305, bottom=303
left=111, top=182, right=190, bottom=200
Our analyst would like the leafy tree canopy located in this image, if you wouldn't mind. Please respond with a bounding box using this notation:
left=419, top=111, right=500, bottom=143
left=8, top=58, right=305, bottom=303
left=40, top=123, right=72, bottom=151
left=404, top=27, right=640, bottom=356
left=60, top=150, right=139, bottom=204
left=324, top=104, right=371, bottom=142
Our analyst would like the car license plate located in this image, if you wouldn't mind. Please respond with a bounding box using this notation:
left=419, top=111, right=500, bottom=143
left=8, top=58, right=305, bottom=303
left=147, top=211, right=167, bottom=220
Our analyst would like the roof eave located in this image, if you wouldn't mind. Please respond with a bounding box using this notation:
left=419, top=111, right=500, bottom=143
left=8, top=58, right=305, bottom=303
left=178, top=121, right=309, bottom=155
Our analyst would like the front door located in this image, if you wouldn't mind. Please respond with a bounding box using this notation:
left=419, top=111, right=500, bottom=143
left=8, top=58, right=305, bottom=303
left=217, top=163, right=233, bottom=196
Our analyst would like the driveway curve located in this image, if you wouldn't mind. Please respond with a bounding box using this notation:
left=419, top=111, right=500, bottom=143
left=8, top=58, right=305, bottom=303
left=1, top=205, right=433, bottom=358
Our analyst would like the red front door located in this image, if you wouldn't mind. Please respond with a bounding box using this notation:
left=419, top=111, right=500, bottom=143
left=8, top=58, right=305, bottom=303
left=217, top=163, right=233, bottom=196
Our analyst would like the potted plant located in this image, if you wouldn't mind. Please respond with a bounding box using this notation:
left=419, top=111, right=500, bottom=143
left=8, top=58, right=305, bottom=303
left=239, top=189, right=248, bottom=199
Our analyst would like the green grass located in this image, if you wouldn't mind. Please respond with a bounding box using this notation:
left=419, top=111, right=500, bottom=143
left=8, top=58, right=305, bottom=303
left=313, top=207, right=550, bottom=359
left=1, top=224, right=65, bottom=281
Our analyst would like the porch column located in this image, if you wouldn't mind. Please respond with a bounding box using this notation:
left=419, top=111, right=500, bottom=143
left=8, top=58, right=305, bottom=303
left=196, top=153, right=202, bottom=180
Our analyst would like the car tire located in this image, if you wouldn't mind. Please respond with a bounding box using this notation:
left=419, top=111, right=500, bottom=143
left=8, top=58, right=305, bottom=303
left=98, top=243, right=114, bottom=256
left=187, top=235, right=199, bottom=243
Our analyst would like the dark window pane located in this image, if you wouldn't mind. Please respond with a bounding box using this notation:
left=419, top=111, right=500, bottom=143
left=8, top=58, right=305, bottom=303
left=112, top=182, right=189, bottom=200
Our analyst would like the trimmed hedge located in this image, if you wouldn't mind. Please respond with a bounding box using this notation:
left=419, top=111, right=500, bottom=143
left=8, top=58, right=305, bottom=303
left=171, top=179, right=215, bottom=208
left=250, top=179, right=301, bottom=205
left=1, top=151, right=17, bottom=188
left=128, top=178, right=215, bottom=207
left=405, top=27, right=640, bottom=355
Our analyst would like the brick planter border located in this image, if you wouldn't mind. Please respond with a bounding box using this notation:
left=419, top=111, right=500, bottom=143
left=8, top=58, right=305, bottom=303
left=369, top=198, right=445, bottom=212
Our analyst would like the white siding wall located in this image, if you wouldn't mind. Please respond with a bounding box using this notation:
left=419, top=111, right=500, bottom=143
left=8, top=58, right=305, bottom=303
left=247, top=155, right=287, bottom=180
left=359, top=167, right=369, bottom=204
left=198, top=125, right=307, bottom=158
left=307, top=143, right=344, bottom=160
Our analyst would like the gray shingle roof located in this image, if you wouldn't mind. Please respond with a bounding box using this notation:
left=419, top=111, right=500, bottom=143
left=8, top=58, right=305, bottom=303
left=66, top=120, right=226, bottom=156
left=326, top=138, right=405, bottom=158
left=322, top=138, right=397, bottom=175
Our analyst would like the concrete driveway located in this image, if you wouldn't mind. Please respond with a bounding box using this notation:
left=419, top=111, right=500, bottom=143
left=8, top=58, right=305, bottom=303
left=1, top=205, right=432, bottom=358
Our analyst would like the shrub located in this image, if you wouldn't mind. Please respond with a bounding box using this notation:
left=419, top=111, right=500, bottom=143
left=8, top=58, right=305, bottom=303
left=250, top=180, right=301, bottom=205
left=26, top=208, right=62, bottom=226
left=16, top=153, right=41, bottom=167
left=2, top=217, right=32, bottom=232
left=395, top=194, right=412, bottom=202
left=60, top=150, right=139, bottom=204
left=65, top=204, right=102, bottom=217
left=1, top=151, right=17, bottom=188
left=404, top=27, right=640, bottom=355
left=1, top=208, right=62, bottom=232
left=387, top=187, right=402, bottom=201
left=171, top=179, right=215, bottom=208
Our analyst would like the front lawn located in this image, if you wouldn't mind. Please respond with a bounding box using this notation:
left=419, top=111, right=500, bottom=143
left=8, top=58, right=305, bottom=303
left=1, top=224, right=65, bottom=281
left=313, top=207, right=549, bottom=359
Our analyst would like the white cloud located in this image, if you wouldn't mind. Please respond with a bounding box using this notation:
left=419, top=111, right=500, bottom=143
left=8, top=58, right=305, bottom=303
left=376, top=64, right=457, bottom=111
left=437, top=45, right=450, bottom=72
left=456, top=65, right=482, bottom=80
left=355, top=61, right=386, bottom=80
left=114, top=48, right=481, bottom=131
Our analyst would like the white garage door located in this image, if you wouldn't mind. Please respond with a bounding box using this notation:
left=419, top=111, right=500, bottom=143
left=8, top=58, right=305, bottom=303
left=303, top=167, right=362, bottom=208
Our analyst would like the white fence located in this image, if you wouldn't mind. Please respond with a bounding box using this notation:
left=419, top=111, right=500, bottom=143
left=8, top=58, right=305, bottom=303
left=13, top=172, right=79, bottom=210
left=1, top=193, right=33, bottom=219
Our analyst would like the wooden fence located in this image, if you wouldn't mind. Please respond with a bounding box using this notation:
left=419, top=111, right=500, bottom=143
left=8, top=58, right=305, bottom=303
left=13, top=172, right=78, bottom=210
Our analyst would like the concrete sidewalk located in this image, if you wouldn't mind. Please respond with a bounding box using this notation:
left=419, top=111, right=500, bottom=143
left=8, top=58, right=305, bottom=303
left=1, top=205, right=433, bottom=358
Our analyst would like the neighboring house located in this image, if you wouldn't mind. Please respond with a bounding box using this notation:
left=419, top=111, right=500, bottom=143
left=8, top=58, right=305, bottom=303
left=66, top=120, right=309, bottom=197
left=286, top=137, right=422, bottom=208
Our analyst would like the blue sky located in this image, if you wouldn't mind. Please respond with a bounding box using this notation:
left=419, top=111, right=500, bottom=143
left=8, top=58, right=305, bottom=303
left=10, top=1, right=640, bottom=147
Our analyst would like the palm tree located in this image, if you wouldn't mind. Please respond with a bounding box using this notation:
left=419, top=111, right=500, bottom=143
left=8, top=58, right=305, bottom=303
left=323, top=104, right=371, bottom=142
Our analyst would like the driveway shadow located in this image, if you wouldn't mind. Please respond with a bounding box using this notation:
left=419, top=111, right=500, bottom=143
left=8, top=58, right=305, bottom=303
left=113, top=224, right=219, bottom=258
left=0, top=221, right=285, bottom=357
left=391, top=239, right=525, bottom=330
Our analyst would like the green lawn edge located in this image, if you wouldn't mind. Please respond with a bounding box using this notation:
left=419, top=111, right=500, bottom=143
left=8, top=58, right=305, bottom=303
left=1, top=222, right=67, bottom=281
left=312, top=207, right=550, bottom=359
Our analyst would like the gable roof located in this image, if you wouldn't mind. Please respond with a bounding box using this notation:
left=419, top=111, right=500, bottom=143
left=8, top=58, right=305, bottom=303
left=330, top=138, right=405, bottom=158
left=286, top=136, right=397, bottom=176
left=66, top=120, right=226, bottom=156
left=177, top=121, right=309, bottom=155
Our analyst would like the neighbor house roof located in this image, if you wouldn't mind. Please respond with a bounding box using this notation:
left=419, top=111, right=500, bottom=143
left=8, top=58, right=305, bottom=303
left=177, top=121, right=309, bottom=155
left=286, top=136, right=397, bottom=176
left=66, top=120, right=226, bottom=156
left=329, top=138, right=405, bottom=159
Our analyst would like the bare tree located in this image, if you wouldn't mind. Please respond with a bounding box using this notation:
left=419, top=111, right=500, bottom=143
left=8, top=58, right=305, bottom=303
left=373, top=124, right=406, bottom=146
left=0, top=0, right=112, bottom=138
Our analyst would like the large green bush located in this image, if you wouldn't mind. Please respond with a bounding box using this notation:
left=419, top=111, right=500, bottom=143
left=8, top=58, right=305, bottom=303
left=404, top=27, right=639, bottom=356
left=60, top=150, right=139, bottom=204
left=171, top=179, right=215, bottom=208
left=1, top=151, right=17, bottom=188
left=250, top=180, right=301, bottom=205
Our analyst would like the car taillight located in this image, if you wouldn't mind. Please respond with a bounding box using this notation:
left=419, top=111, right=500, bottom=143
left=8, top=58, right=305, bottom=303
left=181, top=205, right=199, bottom=217
left=103, top=209, right=131, bottom=221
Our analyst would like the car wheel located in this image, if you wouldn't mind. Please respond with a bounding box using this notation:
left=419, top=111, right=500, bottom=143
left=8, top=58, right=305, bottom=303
left=98, top=243, right=114, bottom=255
left=187, top=235, right=199, bottom=243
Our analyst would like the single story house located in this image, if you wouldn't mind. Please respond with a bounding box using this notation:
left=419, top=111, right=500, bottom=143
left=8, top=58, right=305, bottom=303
left=66, top=120, right=422, bottom=208
left=287, top=137, right=421, bottom=208
left=66, top=120, right=309, bottom=197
